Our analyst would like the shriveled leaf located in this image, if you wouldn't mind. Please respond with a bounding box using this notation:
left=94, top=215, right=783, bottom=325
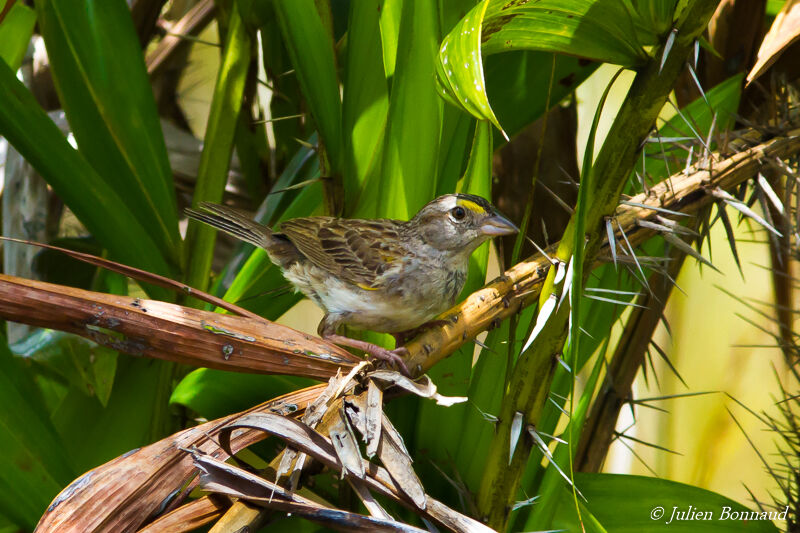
left=329, top=406, right=366, bottom=479
left=376, top=413, right=426, bottom=510
left=366, top=380, right=383, bottom=458
left=368, top=370, right=468, bottom=406
left=35, top=384, right=326, bottom=532
left=747, top=0, right=800, bottom=84
left=137, top=496, right=229, bottom=533
left=217, top=412, right=492, bottom=533
left=194, top=450, right=426, bottom=533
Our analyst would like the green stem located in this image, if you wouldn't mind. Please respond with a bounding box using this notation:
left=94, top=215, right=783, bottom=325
left=476, top=1, right=720, bottom=529
left=184, top=1, right=251, bottom=297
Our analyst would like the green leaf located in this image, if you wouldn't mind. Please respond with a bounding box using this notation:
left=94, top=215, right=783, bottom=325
left=414, top=121, right=493, bottom=499
left=553, top=473, right=779, bottom=532
left=437, top=0, right=649, bottom=126
left=273, top=0, right=343, bottom=175
left=626, top=0, right=679, bottom=43
left=35, top=0, right=180, bottom=266
left=379, top=0, right=403, bottom=80
left=185, top=1, right=252, bottom=293
left=0, top=62, right=175, bottom=298
left=170, top=368, right=314, bottom=420
left=51, top=357, right=176, bottom=474
left=0, top=1, right=36, bottom=70
left=0, top=340, right=75, bottom=530
left=341, top=0, right=389, bottom=211
left=484, top=50, right=598, bottom=143
left=366, top=0, right=442, bottom=219
left=436, top=1, right=503, bottom=133
left=11, top=330, right=117, bottom=407
left=480, top=0, right=649, bottom=64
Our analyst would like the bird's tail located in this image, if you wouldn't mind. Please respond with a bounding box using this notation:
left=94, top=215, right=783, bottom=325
left=185, top=202, right=273, bottom=249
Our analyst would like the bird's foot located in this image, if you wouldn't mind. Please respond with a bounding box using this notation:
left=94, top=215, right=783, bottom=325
left=323, top=334, right=411, bottom=377
left=367, top=345, right=410, bottom=376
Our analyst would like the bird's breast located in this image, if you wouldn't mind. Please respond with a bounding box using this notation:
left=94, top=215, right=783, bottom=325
left=282, top=257, right=468, bottom=333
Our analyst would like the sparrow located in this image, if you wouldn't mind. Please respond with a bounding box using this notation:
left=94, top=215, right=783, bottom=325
left=186, top=194, right=518, bottom=374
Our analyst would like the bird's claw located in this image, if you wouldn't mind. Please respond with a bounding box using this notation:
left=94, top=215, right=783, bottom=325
left=369, top=346, right=411, bottom=377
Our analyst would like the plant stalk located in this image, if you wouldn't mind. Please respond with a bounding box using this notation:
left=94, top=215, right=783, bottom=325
left=475, top=1, right=721, bottom=528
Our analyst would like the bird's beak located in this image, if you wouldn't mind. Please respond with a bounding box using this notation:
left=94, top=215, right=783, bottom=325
left=480, top=213, right=519, bottom=236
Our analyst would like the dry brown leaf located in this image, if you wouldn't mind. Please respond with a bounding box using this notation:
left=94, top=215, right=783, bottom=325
left=366, top=380, right=383, bottom=458
left=136, top=495, right=229, bottom=533
left=329, top=406, right=366, bottom=479
left=35, top=385, right=326, bottom=533
left=193, top=449, right=425, bottom=533
left=368, top=370, right=467, bottom=406
left=747, top=0, right=800, bottom=84
left=215, top=411, right=494, bottom=532
left=0, top=274, right=359, bottom=380
left=0, top=236, right=259, bottom=319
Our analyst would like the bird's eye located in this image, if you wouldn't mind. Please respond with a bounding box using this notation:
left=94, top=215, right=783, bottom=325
left=450, top=206, right=467, bottom=221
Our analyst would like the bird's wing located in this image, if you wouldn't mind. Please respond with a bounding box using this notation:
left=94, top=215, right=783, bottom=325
left=278, top=217, right=406, bottom=289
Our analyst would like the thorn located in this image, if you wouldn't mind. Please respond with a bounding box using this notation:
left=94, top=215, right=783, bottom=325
left=537, top=180, right=575, bottom=214
left=606, top=218, right=618, bottom=270
left=716, top=201, right=744, bottom=278
left=617, top=219, right=651, bottom=292
left=509, top=412, right=524, bottom=464
left=662, top=232, right=720, bottom=272
left=621, top=200, right=690, bottom=217
left=711, top=187, right=782, bottom=237
left=757, top=173, right=785, bottom=215
left=527, top=236, right=557, bottom=265
left=660, top=28, right=678, bottom=73
left=686, top=63, right=709, bottom=107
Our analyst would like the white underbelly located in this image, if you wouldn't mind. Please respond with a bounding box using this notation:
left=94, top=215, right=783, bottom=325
left=282, top=262, right=448, bottom=333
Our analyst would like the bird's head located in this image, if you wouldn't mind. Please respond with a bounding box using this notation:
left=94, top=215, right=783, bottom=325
left=410, top=193, right=519, bottom=254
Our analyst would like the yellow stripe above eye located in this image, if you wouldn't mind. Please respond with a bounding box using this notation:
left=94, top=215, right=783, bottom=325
left=357, top=283, right=379, bottom=291
left=456, top=199, right=486, bottom=214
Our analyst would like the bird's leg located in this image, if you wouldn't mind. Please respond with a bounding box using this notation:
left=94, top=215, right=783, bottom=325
left=323, top=333, right=411, bottom=377
left=391, top=319, right=450, bottom=346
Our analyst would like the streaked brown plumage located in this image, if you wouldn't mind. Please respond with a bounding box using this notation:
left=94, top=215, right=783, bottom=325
left=187, top=194, right=518, bottom=374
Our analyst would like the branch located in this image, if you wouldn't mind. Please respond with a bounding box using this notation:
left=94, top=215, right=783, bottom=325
left=405, top=129, right=800, bottom=375
left=0, top=274, right=358, bottom=380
